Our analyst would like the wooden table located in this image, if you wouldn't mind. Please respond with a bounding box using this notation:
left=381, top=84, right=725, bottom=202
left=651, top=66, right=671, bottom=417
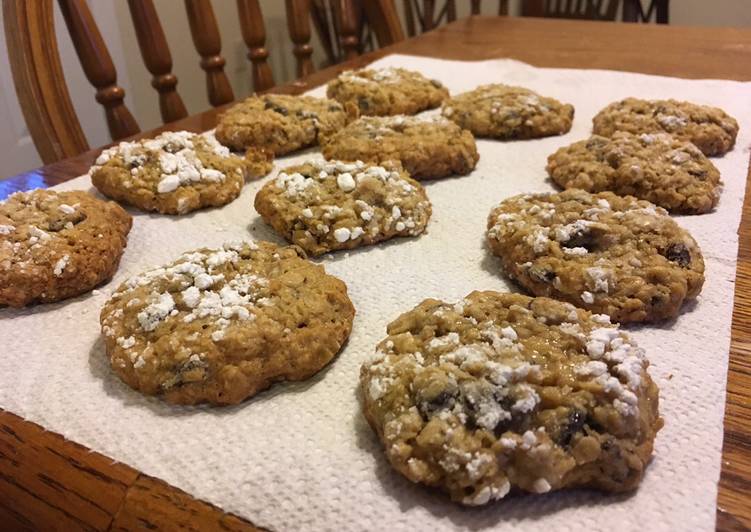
left=1, top=16, right=750, bottom=531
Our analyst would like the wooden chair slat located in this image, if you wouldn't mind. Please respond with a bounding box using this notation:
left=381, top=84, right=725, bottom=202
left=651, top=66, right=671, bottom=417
left=126, top=0, right=188, bottom=123
left=237, top=0, right=275, bottom=92
left=622, top=0, right=669, bottom=23
left=2, top=0, right=89, bottom=164
left=333, top=0, right=361, bottom=60
left=524, top=0, right=620, bottom=20
left=403, top=0, right=417, bottom=37
left=184, top=0, right=235, bottom=106
left=363, top=0, right=405, bottom=46
left=311, top=0, right=338, bottom=65
left=423, top=0, right=436, bottom=31
left=285, top=0, right=315, bottom=78
left=446, top=0, right=456, bottom=22
left=57, top=0, right=139, bottom=141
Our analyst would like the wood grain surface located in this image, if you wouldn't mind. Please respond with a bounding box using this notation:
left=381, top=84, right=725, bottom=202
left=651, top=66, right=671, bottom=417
left=1, top=16, right=750, bottom=531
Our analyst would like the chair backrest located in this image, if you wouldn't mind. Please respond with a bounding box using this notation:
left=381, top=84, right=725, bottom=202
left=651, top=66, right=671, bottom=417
left=364, top=1, right=510, bottom=48
left=622, top=0, right=668, bottom=24
left=2, top=0, right=354, bottom=164
left=521, top=0, right=620, bottom=20
left=362, top=0, right=406, bottom=47
left=471, top=1, right=510, bottom=16
left=311, top=0, right=377, bottom=66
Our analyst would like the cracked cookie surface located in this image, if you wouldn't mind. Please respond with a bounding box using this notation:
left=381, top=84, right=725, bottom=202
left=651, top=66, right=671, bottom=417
left=326, top=67, right=448, bottom=117
left=215, top=94, right=347, bottom=155
left=547, top=132, right=722, bottom=214
left=254, top=159, right=432, bottom=256
left=90, top=131, right=266, bottom=215
left=321, top=115, right=479, bottom=180
left=592, top=98, right=738, bottom=156
left=0, top=189, right=132, bottom=307
left=101, top=241, right=355, bottom=405
left=486, top=189, right=704, bottom=323
left=442, top=84, right=574, bottom=139
left=360, top=290, right=662, bottom=505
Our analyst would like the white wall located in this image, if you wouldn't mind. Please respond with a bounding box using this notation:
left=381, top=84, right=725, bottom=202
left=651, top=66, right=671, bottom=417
left=2, top=0, right=751, bottom=180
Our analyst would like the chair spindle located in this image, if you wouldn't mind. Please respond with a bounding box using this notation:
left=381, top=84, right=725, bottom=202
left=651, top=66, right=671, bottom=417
left=57, top=0, right=139, bottom=141
left=184, top=0, right=235, bottom=107
left=126, top=0, right=188, bottom=123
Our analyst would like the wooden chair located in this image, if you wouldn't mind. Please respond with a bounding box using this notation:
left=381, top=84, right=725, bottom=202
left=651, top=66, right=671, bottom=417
left=2, top=0, right=358, bottom=165
left=402, top=1, right=508, bottom=38
left=521, top=0, right=621, bottom=20
left=522, top=0, right=669, bottom=22
left=365, top=0, right=667, bottom=48
left=622, top=0, right=669, bottom=24
left=310, top=0, right=377, bottom=66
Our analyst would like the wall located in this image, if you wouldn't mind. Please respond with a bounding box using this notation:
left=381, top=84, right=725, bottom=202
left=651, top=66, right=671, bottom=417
left=2, top=0, right=751, bottom=179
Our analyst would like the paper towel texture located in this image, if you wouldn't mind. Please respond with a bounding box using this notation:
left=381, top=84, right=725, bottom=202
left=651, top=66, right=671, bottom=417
left=1, top=55, right=750, bottom=531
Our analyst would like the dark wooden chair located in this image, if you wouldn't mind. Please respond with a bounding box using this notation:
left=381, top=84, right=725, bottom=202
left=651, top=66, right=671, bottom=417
left=521, top=0, right=621, bottom=20
left=2, top=0, right=360, bottom=165
left=403, top=1, right=509, bottom=37
left=622, top=0, right=669, bottom=24
left=365, top=0, right=668, bottom=48
left=310, top=0, right=377, bottom=66
left=522, top=0, right=668, bottom=23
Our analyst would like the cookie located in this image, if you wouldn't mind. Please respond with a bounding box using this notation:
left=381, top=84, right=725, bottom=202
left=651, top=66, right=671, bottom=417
left=91, top=131, right=267, bottom=215
left=547, top=132, right=722, bottom=214
left=486, top=189, right=704, bottom=323
left=254, top=159, right=432, bottom=256
left=442, top=84, right=574, bottom=139
left=320, top=115, right=479, bottom=180
left=326, top=67, right=448, bottom=117
left=0, top=189, right=132, bottom=307
left=360, top=290, right=662, bottom=505
left=100, top=241, right=355, bottom=405
left=591, top=98, right=738, bottom=156
left=215, top=94, right=348, bottom=155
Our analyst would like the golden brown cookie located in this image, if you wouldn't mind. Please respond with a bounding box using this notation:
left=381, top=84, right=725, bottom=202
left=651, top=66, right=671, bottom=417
left=547, top=132, right=722, bottom=214
left=254, top=159, right=432, bottom=256
left=326, top=67, right=448, bottom=117
left=0, top=189, right=132, bottom=307
left=442, top=84, right=574, bottom=139
left=320, top=115, right=479, bottom=180
left=486, top=189, right=704, bottom=323
left=215, top=94, right=348, bottom=154
left=100, top=241, right=355, bottom=406
left=91, top=131, right=266, bottom=215
left=592, top=98, right=738, bottom=156
left=360, top=291, right=662, bottom=505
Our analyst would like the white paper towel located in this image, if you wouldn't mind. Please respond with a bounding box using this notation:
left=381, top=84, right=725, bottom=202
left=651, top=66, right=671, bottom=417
left=2, top=55, right=750, bottom=531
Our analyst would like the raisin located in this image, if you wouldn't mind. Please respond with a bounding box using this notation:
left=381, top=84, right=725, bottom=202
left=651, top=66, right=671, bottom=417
left=418, top=390, right=456, bottom=419
left=562, top=228, right=596, bottom=251
left=586, top=137, right=608, bottom=151
left=264, top=100, right=288, bottom=115
left=357, top=96, right=370, bottom=111
left=557, top=409, right=586, bottom=446
left=529, top=266, right=557, bottom=284
left=47, top=218, right=66, bottom=232
left=430, top=79, right=443, bottom=88
left=650, top=294, right=665, bottom=307
left=665, top=243, right=691, bottom=267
